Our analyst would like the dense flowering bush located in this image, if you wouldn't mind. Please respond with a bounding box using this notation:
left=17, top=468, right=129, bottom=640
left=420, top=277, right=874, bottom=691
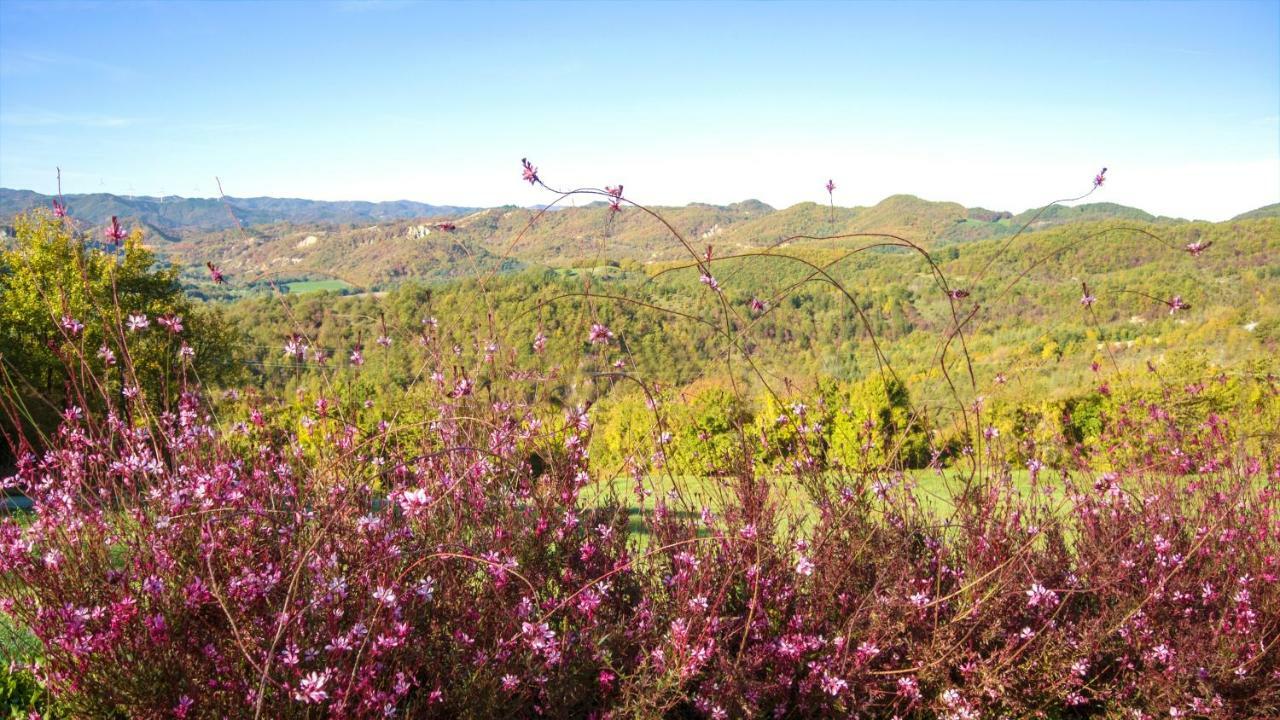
left=4, top=327, right=1277, bottom=718
left=2, top=167, right=1279, bottom=717
left=2, top=349, right=646, bottom=717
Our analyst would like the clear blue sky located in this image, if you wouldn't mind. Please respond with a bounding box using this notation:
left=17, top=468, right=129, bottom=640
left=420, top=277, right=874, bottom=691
left=1, top=0, right=1277, bottom=220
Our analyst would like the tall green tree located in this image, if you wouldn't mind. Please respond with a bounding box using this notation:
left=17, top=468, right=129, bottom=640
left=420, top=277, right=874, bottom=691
left=826, top=375, right=931, bottom=469
left=0, top=212, right=239, bottom=462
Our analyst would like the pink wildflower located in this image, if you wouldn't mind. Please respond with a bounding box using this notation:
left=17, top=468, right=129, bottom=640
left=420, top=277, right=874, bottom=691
left=1148, top=643, right=1174, bottom=666
left=588, top=323, right=614, bottom=345
left=1168, top=295, right=1190, bottom=314
left=1093, top=167, right=1107, bottom=187
left=294, top=670, right=330, bottom=704
left=157, top=314, right=183, bottom=334
left=820, top=672, right=848, bottom=696
left=97, top=344, right=116, bottom=366
left=59, top=316, right=84, bottom=336
left=141, top=571, right=163, bottom=594
left=399, top=488, right=430, bottom=517
left=451, top=377, right=473, bottom=398
left=105, top=216, right=127, bottom=244
left=795, top=556, right=815, bottom=576
left=530, top=621, right=556, bottom=645
left=855, top=640, right=880, bottom=663
left=414, top=577, right=437, bottom=601
left=52, top=199, right=68, bottom=218
left=283, top=335, right=307, bottom=359
left=749, top=297, right=767, bottom=314
left=1026, top=582, right=1059, bottom=609
left=206, top=262, right=225, bottom=284
left=1184, top=240, right=1211, bottom=257
left=126, top=314, right=150, bottom=332
left=521, top=157, right=539, bottom=185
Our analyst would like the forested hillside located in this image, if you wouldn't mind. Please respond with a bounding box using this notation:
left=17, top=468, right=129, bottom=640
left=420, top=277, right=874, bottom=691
left=7, top=188, right=1238, bottom=292
left=207, top=211, right=1278, bottom=473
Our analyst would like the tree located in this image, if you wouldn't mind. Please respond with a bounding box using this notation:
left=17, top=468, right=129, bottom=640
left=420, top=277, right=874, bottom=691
left=826, top=375, right=931, bottom=469
left=0, top=211, right=239, bottom=463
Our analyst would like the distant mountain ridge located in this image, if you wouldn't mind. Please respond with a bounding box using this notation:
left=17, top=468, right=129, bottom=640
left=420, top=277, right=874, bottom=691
left=5, top=185, right=1264, bottom=239
left=6, top=187, right=1276, bottom=291
left=7, top=187, right=1257, bottom=240
left=0, top=188, right=478, bottom=236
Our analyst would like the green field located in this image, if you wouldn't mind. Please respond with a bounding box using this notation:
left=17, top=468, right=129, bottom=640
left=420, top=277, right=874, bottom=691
left=284, top=278, right=354, bottom=294
left=584, top=467, right=1056, bottom=539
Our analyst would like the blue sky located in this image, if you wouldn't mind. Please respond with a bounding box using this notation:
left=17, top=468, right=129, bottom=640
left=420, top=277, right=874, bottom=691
left=1, top=0, right=1276, bottom=220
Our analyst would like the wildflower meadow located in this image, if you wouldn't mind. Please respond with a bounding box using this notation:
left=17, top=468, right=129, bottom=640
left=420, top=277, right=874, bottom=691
left=1, top=158, right=1276, bottom=720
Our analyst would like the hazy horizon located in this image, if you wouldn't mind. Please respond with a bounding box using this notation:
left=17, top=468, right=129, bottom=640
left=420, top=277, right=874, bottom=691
left=4, top=184, right=1275, bottom=223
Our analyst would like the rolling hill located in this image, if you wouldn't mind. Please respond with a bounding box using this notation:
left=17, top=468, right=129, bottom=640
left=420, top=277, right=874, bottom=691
left=1231, top=203, right=1280, bottom=221
left=5, top=187, right=1275, bottom=292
